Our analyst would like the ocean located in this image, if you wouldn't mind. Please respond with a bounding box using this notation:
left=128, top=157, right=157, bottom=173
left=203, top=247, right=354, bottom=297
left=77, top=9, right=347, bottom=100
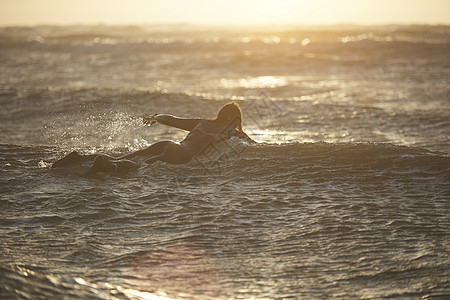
left=0, top=24, right=449, bottom=299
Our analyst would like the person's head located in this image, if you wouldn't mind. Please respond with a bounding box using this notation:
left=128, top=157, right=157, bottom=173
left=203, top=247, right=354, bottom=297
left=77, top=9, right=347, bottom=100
left=214, top=102, right=243, bottom=130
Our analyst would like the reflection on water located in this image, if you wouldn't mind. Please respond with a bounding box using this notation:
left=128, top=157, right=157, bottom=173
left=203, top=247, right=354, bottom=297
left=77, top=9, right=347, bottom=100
left=219, top=76, right=289, bottom=89
left=118, top=287, right=175, bottom=300
left=125, top=243, right=229, bottom=299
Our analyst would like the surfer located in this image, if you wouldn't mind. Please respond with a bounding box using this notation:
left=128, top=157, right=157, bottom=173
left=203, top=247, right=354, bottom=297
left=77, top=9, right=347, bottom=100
left=52, top=102, right=254, bottom=175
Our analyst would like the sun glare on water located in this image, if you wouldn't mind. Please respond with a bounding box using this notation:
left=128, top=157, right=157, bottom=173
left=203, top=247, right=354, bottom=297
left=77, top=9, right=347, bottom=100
left=118, top=287, right=175, bottom=300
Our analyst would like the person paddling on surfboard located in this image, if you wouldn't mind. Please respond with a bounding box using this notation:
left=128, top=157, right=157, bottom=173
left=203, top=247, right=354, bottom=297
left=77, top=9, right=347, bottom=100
left=52, top=102, right=254, bottom=175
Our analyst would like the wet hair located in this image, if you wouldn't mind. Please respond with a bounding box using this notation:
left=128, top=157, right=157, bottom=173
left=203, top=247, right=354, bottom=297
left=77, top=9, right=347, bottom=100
left=213, top=102, right=243, bottom=130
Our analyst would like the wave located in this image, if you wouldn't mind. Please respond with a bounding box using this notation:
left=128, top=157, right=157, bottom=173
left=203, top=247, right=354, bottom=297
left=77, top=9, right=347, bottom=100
left=2, top=24, right=449, bottom=42
left=0, top=264, right=133, bottom=300
left=1, top=141, right=448, bottom=300
left=1, top=141, right=448, bottom=181
left=231, top=142, right=450, bottom=183
left=1, top=25, right=448, bottom=55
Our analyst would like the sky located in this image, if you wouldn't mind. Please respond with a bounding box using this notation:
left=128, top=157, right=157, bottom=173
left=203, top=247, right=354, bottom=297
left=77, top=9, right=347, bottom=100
left=0, top=0, right=449, bottom=26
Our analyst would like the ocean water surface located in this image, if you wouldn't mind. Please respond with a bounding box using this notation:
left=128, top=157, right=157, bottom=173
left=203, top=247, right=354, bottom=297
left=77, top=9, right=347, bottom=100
left=1, top=24, right=449, bottom=299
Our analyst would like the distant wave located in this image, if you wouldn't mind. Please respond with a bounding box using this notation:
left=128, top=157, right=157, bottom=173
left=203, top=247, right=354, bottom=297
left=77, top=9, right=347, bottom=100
left=1, top=25, right=449, bottom=53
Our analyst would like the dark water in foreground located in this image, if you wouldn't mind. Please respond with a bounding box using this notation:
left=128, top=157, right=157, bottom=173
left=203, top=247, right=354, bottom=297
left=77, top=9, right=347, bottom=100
left=1, top=25, right=449, bottom=299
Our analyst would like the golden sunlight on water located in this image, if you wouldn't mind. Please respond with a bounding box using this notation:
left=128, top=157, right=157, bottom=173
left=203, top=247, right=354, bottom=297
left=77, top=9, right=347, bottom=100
left=249, top=129, right=291, bottom=143
left=219, top=76, right=288, bottom=89
left=118, top=287, right=175, bottom=300
left=124, top=243, right=229, bottom=299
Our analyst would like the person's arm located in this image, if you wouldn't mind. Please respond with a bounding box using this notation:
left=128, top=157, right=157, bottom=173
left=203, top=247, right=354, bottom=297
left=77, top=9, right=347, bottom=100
left=223, top=128, right=256, bottom=143
left=143, top=114, right=203, bottom=131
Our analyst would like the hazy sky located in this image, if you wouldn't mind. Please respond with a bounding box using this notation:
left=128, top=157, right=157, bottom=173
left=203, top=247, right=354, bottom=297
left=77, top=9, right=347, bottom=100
left=1, top=0, right=449, bottom=26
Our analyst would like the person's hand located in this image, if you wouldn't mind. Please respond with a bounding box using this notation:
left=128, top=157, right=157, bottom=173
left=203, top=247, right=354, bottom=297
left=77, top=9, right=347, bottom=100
left=143, top=114, right=158, bottom=125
